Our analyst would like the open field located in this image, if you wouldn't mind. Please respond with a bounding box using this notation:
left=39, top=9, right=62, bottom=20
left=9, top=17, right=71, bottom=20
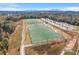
left=25, top=19, right=63, bottom=44
left=28, top=24, right=62, bottom=44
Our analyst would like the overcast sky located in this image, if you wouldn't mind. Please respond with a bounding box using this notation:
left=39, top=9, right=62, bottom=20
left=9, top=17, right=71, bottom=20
left=0, top=3, right=79, bottom=11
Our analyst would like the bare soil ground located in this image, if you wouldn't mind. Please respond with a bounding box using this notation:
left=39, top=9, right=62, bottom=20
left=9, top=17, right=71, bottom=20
left=8, top=20, right=22, bottom=55
left=24, top=23, right=32, bottom=45
left=25, top=43, right=65, bottom=55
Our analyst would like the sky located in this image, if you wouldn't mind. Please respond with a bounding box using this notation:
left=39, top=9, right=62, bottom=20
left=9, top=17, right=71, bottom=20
left=0, top=3, right=79, bottom=11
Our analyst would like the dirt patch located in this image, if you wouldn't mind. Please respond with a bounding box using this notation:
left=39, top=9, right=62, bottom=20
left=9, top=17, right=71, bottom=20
left=24, top=22, right=32, bottom=45
left=8, top=20, right=22, bottom=55
left=25, top=43, right=65, bottom=55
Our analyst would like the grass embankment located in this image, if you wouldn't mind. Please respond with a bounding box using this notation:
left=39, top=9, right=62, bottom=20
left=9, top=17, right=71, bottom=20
left=8, top=20, right=22, bottom=55
left=25, top=44, right=65, bottom=55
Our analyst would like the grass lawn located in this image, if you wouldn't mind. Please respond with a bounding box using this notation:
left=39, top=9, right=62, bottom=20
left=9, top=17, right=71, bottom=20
left=64, top=51, right=76, bottom=55
left=47, top=45, right=65, bottom=55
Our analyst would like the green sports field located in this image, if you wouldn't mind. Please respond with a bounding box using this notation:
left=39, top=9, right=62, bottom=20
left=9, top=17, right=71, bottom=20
left=25, top=19, right=63, bottom=44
